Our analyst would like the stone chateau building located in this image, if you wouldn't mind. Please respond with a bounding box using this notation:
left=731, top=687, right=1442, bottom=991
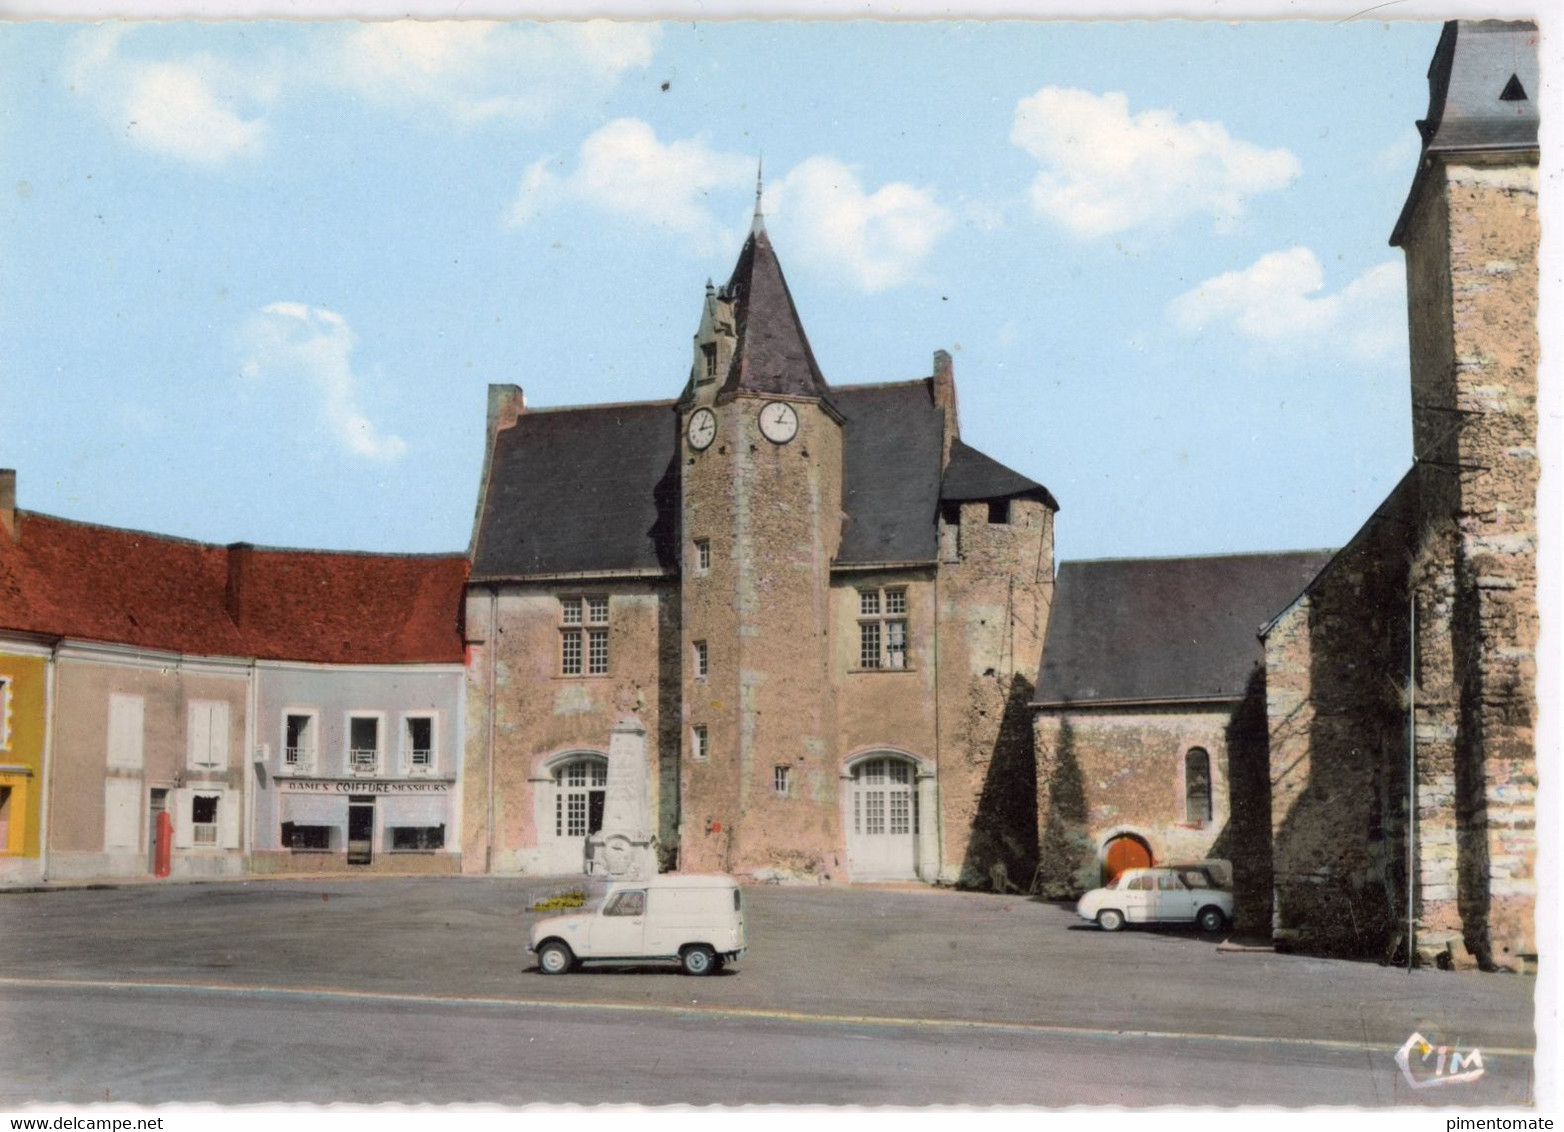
left=462, top=205, right=1057, bottom=886
left=0, top=21, right=1540, bottom=970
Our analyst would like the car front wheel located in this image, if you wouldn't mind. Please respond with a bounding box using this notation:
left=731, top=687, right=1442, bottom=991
left=681, top=945, right=717, bottom=976
left=1197, top=906, right=1226, bottom=933
left=1097, top=909, right=1125, bottom=932
left=537, top=941, right=574, bottom=975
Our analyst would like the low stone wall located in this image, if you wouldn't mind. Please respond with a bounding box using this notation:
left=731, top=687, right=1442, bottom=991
left=249, top=851, right=462, bottom=876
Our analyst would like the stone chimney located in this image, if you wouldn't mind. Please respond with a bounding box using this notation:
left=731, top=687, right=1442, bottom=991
left=468, top=385, right=526, bottom=560
left=932, top=350, right=960, bottom=468
left=225, top=542, right=254, bottom=630
left=487, top=384, right=526, bottom=439
left=0, top=469, right=15, bottom=542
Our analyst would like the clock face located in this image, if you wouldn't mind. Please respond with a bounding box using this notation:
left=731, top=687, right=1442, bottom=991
left=758, top=401, right=800, bottom=444
left=686, top=407, right=717, bottom=451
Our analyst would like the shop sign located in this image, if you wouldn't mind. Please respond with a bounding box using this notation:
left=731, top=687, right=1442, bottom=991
left=277, top=779, right=452, bottom=795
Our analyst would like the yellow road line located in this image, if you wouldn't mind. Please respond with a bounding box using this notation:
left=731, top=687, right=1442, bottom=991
left=0, top=975, right=1534, bottom=1058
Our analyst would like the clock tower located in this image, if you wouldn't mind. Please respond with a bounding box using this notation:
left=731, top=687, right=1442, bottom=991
left=676, top=194, right=846, bottom=875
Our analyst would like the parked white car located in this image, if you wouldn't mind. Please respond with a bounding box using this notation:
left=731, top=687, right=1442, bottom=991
left=1076, top=866, right=1232, bottom=933
left=529, top=873, right=746, bottom=976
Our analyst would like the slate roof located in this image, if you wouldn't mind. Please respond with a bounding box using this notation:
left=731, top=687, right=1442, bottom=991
left=834, top=381, right=945, bottom=565
left=0, top=511, right=467, bottom=663
left=1392, top=20, right=1539, bottom=246
left=470, top=226, right=1054, bottom=578
left=717, top=225, right=834, bottom=406
left=1418, top=21, right=1539, bottom=153
left=471, top=376, right=1057, bottom=576
left=470, top=400, right=681, bottom=579
left=941, top=438, right=1060, bottom=510
left=1033, top=550, right=1336, bottom=707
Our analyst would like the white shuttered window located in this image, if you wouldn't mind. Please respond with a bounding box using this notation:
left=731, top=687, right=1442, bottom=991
left=103, top=778, right=141, bottom=850
left=187, top=701, right=231, bottom=771
left=107, top=694, right=145, bottom=771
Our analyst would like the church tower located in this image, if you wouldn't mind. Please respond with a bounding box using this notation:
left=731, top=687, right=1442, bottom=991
left=1389, top=19, right=1539, bottom=967
left=676, top=187, right=846, bottom=875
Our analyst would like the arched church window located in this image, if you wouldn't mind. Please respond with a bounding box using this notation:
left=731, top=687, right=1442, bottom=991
left=1185, top=748, right=1212, bottom=825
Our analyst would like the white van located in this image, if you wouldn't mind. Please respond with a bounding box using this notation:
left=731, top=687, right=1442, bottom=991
left=529, top=873, right=746, bottom=976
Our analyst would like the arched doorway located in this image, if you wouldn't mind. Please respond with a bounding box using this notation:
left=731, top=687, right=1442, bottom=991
left=1102, top=833, right=1153, bottom=886
left=549, top=754, right=606, bottom=872
left=845, top=755, right=919, bottom=880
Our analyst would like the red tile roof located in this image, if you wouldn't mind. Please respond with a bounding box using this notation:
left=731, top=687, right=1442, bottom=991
left=0, top=512, right=468, bottom=664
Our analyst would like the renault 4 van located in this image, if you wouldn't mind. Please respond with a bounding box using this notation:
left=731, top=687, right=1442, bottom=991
left=529, top=873, right=745, bottom=976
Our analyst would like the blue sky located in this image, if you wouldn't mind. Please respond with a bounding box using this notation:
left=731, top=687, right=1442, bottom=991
left=0, top=18, right=1445, bottom=562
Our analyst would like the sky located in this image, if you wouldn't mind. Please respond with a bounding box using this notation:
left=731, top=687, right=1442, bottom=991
left=0, top=17, right=1473, bottom=562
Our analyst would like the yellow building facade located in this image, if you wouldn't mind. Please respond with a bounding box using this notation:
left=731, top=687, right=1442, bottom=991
left=0, top=645, right=48, bottom=881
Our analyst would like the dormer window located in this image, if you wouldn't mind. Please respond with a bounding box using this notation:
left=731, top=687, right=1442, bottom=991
left=1500, top=73, right=1528, bottom=101
left=701, top=342, right=718, bottom=381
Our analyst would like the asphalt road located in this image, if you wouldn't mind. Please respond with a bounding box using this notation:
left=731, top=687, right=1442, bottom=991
left=0, top=876, right=1538, bottom=1106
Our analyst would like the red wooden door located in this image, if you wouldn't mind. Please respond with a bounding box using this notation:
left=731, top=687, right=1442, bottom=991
left=1103, top=835, right=1152, bottom=885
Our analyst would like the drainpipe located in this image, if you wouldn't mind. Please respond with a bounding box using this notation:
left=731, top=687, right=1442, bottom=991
left=1407, top=586, right=1416, bottom=973
left=485, top=585, right=499, bottom=874
left=931, top=568, right=945, bottom=882
left=244, top=659, right=257, bottom=872
left=39, top=639, right=60, bottom=882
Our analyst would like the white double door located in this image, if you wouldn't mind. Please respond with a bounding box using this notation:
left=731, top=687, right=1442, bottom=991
left=846, top=757, right=917, bottom=880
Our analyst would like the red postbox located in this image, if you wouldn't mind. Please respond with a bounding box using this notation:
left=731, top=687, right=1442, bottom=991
left=154, top=810, right=173, bottom=878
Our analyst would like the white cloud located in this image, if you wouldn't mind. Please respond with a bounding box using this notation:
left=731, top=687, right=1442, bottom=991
left=331, top=21, right=659, bottom=125
left=508, top=129, right=953, bottom=292
left=770, top=157, right=954, bottom=293
left=121, top=62, right=268, bottom=166
left=66, top=21, right=659, bottom=168
left=239, top=303, right=407, bottom=461
left=1169, top=247, right=1406, bottom=362
left=68, top=27, right=270, bottom=166
left=1373, top=131, right=1424, bottom=174
left=507, top=119, right=754, bottom=252
left=1011, top=87, right=1301, bottom=237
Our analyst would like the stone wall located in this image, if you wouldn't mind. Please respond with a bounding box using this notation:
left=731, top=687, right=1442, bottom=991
left=938, top=496, right=1053, bottom=888
left=1265, top=480, right=1417, bottom=959
left=461, top=579, right=675, bottom=876
left=1034, top=704, right=1246, bottom=903
left=1407, top=160, right=1540, bottom=967
left=679, top=393, right=846, bottom=879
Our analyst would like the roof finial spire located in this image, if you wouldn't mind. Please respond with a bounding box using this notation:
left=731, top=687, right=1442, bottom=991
left=751, top=154, right=766, bottom=235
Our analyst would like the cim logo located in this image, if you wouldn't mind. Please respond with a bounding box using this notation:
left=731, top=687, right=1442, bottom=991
left=1396, top=1031, right=1487, bottom=1089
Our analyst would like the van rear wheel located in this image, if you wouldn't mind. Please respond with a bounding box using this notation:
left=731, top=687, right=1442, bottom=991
left=681, top=945, right=717, bottom=976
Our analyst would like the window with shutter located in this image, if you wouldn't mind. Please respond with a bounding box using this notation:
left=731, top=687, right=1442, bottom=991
left=187, top=701, right=230, bottom=771
left=107, top=694, right=145, bottom=771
